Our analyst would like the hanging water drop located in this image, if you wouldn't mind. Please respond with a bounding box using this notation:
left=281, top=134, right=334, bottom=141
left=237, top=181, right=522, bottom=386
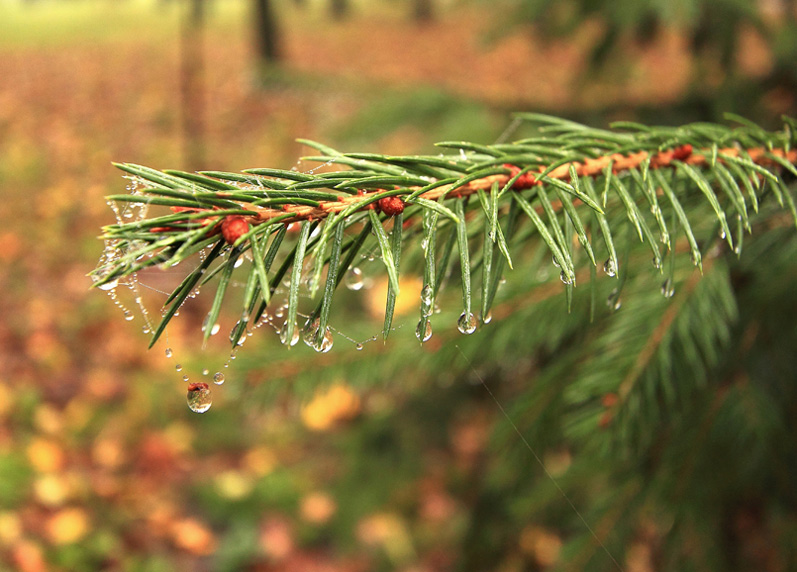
left=234, top=257, right=244, bottom=269
left=560, top=270, right=572, bottom=285
left=176, top=363, right=183, bottom=372
left=123, top=310, right=134, bottom=321
left=202, top=315, right=221, bottom=336
left=482, top=311, right=493, bottom=324
left=457, top=312, right=478, bottom=335
left=661, top=279, right=675, bottom=298
left=280, top=324, right=300, bottom=347
left=202, top=368, right=209, bottom=376
left=317, top=328, right=334, bottom=353
left=186, top=383, right=212, bottom=414
left=303, top=318, right=334, bottom=352
left=606, top=288, right=621, bottom=311
left=355, top=343, right=364, bottom=351
left=165, top=348, right=173, bottom=358
left=421, top=284, right=433, bottom=304
left=344, top=267, right=365, bottom=291
left=416, top=320, right=433, bottom=343
left=603, top=258, right=617, bottom=277
left=98, top=279, right=118, bottom=291
left=213, top=372, right=225, bottom=385
left=182, top=375, right=189, bottom=382
left=552, top=255, right=560, bottom=268
left=652, top=257, right=662, bottom=270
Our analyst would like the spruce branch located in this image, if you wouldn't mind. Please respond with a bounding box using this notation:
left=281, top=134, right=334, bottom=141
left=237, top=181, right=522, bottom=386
left=92, top=114, right=797, bottom=351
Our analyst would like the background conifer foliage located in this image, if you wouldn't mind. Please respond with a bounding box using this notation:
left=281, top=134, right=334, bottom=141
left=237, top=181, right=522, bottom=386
left=3, top=0, right=797, bottom=570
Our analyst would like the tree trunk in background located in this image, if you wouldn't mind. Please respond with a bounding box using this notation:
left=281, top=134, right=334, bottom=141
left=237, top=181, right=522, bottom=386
left=414, top=0, right=433, bottom=23
left=253, top=0, right=280, bottom=63
left=330, top=0, right=348, bottom=21
left=180, top=0, right=206, bottom=170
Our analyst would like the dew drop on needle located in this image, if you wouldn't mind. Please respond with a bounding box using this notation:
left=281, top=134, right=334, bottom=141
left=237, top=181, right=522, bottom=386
left=457, top=312, right=477, bottom=335
left=98, top=279, right=118, bottom=291
left=213, top=372, right=225, bottom=385
left=416, top=320, right=433, bottom=343
left=661, top=279, right=675, bottom=298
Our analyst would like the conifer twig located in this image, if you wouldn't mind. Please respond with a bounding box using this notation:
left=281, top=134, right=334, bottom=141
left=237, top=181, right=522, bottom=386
left=92, top=114, right=797, bottom=351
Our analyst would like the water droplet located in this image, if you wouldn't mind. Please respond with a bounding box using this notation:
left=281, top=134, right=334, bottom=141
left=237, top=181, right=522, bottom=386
left=123, top=310, right=134, bottom=321
left=186, top=383, right=212, bottom=413
left=176, top=363, right=183, bottom=372
left=355, top=343, right=364, bottom=351
left=165, top=348, right=173, bottom=358
left=560, top=270, right=571, bottom=285
left=457, top=312, right=477, bottom=334
left=552, top=255, right=560, bottom=268
left=606, top=288, right=621, bottom=311
left=280, top=323, right=300, bottom=346
left=98, top=279, right=118, bottom=291
left=213, top=372, right=225, bottom=385
left=482, top=311, right=493, bottom=324
left=317, top=328, right=334, bottom=353
left=202, top=368, right=209, bottom=376
left=652, top=257, right=661, bottom=270
left=182, top=375, right=189, bottom=382
left=142, top=326, right=150, bottom=334
left=719, top=229, right=726, bottom=240
left=661, top=279, right=675, bottom=298
left=344, top=267, right=364, bottom=290
left=603, top=258, right=616, bottom=277
left=202, top=314, right=222, bottom=336
left=416, top=320, right=433, bottom=342
left=301, top=318, right=333, bottom=352
left=421, top=284, right=433, bottom=304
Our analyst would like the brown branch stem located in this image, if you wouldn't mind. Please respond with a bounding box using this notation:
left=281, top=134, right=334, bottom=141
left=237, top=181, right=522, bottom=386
left=226, top=145, right=796, bottom=225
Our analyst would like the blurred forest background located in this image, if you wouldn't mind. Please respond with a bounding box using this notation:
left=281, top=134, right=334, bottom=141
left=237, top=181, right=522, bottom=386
left=1, top=0, right=796, bottom=570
